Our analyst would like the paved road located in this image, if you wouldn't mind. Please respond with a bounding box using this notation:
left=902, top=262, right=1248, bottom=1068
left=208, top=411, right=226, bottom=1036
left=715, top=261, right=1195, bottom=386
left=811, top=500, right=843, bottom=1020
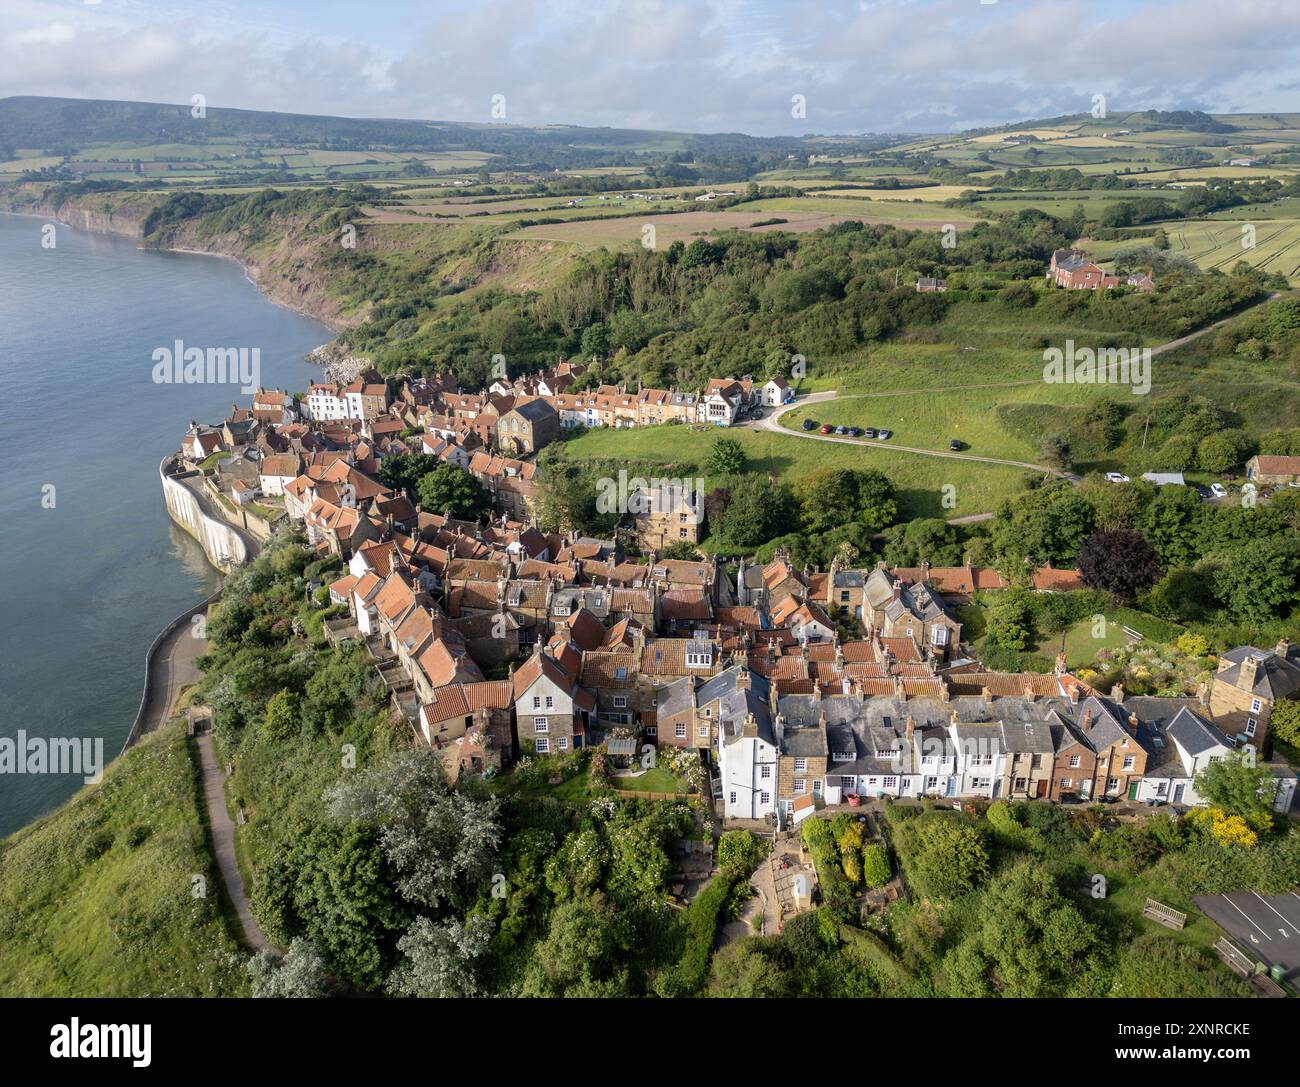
left=129, top=615, right=210, bottom=749
left=196, top=731, right=278, bottom=955
left=1194, top=890, right=1300, bottom=983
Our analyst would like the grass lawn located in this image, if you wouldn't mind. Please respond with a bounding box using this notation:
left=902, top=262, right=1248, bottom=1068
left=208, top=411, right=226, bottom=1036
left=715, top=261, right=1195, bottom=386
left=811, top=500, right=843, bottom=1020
left=0, top=720, right=247, bottom=996
left=560, top=422, right=1036, bottom=519
left=1029, top=615, right=1131, bottom=670
left=611, top=766, right=686, bottom=793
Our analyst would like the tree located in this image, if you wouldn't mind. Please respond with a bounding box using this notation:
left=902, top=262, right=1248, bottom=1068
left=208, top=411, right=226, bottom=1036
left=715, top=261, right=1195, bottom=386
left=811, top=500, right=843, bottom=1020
left=705, top=437, right=746, bottom=475
left=985, top=588, right=1036, bottom=651
left=861, top=843, right=892, bottom=889
left=416, top=463, right=491, bottom=521
left=1076, top=529, right=1161, bottom=601
left=579, top=321, right=609, bottom=359
left=799, top=467, right=898, bottom=537
left=262, top=688, right=300, bottom=741
left=991, top=484, right=1094, bottom=568
left=326, top=748, right=502, bottom=911
left=718, top=830, right=769, bottom=877
left=378, top=452, right=435, bottom=496
left=880, top=517, right=963, bottom=567
left=1196, top=753, right=1278, bottom=824
left=247, top=938, right=334, bottom=997
left=1138, top=485, right=1208, bottom=568
left=660, top=540, right=700, bottom=561
left=1197, top=430, right=1251, bottom=474
left=942, top=864, right=1103, bottom=998
left=520, top=895, right=631, bottom=997
left=1039, top=434, right=1073, bottom=471
left=1211, top=537, right=1300, bottom=622
left=1271, top=699, right=1300, bottom=752
left=387, top=913, right=493, bottom=997
left=910, top=818, right=989, bottom=901
left=713, top=476, right=797, bottom=548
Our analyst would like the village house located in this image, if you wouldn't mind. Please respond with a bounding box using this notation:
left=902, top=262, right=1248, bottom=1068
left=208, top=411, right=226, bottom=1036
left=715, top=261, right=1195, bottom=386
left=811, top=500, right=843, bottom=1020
left=498, top=398, right=559, bottom=455
left=1245, top=454, right=1300, bottom=485
left=1208, top=641, right=1300, bottom=751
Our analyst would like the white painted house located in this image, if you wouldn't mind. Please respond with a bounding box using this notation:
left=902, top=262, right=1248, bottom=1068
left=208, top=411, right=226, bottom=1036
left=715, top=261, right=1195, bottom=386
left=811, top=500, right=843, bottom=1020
left=761, top=376, right=793, bottom=407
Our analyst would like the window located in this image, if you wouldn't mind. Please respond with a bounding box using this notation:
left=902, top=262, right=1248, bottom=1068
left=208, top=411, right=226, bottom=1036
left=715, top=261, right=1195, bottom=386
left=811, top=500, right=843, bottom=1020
left=1122, top=755, right=1135, bottom=771
left=1246, top=718, right=1257, bottom=737
left=841, top=776, right=855, bottom=789
left=613, top=695, right=627, bottom=708
left=793, top=778, right=806, bottom=794
left=674, top=723, right=687, bottom=738
left=697, top=725, right=709, bottom=739
left=1250, top=698, right=1263, bottom=714
left=645, top=725, right=657, bottom=737
left=533, top=717, right=548, bottom=733
left=760, top=765, right=772, bottom=779
left=882, top=776, right=898, bottom=789
left=545, top=695, right=554, bottom=709
left=1014, top=777, right=1027, bottom=791
left=794, top=758, right=807, bottom=772
left=760, top=791, right=770, bottom=805
left=532, top=696, right=540, bottom=709
left=925, top=776, right=938, bottom=790
left=729, top=791, right=737, bottom=805
left=557, top=737, right=568, bottom=751
left=813, top=779, right=823, bottom=797
left=1068, top=755, right=1081, bottom=768
left=1107, top=777, right=1119, bottom=791
left=535, top=737, right=549, bottom=754
left=931, top=626, right=948, bottom=646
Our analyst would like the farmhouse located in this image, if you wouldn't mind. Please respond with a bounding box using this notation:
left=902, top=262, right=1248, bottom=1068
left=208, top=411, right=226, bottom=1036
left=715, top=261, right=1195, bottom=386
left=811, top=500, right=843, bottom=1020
left=1048, top=248, right=1120, bottom=290
left=1246, top=454, right=1300, bottom=484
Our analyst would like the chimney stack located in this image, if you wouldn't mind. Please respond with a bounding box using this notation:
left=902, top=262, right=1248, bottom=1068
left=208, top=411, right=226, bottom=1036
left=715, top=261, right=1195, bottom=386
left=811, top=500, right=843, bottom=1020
left=1081, top=708, right=1094, bottom=731
left=1110, top=684, right=1125, bottom=704
left=1238, top=654, right=1261, bottom=692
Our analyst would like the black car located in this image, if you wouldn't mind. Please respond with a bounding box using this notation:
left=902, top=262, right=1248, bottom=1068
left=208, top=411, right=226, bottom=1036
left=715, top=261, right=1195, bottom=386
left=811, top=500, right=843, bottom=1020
left=949, top=439, right=963, bottom=451
left=801, top=418, right=815, bottom=430
left=846, top=426, right=861, bottom=437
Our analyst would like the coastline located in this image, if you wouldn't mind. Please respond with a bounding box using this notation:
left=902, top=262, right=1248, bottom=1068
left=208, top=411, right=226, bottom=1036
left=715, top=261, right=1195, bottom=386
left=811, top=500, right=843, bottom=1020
left=0, top=204, right=348, bottom=335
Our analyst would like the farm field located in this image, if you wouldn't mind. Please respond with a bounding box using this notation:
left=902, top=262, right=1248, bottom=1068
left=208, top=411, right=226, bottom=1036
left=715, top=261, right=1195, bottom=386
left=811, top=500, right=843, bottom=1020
left=1168, top=218, right=1300, bottom=280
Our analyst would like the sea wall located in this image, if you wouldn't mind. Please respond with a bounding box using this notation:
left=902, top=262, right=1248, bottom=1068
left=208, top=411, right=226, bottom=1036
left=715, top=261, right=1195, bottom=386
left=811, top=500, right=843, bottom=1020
left=160, top=458, right=247, bottom=572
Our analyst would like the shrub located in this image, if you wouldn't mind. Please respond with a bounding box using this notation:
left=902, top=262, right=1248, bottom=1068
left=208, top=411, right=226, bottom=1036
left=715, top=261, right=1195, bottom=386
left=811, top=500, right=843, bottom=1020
left=861, top=843, right=892, bottom=889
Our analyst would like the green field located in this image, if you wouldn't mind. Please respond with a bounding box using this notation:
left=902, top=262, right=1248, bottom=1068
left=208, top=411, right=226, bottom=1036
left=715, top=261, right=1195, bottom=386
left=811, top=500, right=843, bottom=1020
left=0, top=721, right=246, bottom=996
left=1168, top=218, right=1300, bottom=281
left=560, top=422, right=1036, bottom=519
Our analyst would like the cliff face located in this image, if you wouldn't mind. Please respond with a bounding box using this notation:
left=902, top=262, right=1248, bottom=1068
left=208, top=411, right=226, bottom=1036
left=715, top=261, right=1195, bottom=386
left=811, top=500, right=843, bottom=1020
left=0, top=185, right=360, bottom=332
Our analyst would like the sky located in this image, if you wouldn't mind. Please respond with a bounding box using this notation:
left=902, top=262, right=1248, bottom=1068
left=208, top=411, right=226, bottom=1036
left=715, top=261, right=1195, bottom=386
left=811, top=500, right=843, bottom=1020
left=4, top=0, right=1300, bottom=135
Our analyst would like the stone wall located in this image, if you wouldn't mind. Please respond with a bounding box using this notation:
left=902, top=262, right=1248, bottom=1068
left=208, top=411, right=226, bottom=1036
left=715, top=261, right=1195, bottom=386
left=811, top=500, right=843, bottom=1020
left=160, top=458, right=247, bottom=572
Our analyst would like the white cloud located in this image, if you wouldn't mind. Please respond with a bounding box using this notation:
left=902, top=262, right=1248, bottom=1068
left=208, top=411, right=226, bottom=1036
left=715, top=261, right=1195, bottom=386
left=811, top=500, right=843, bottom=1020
left=1, top=0, right=1298, bottom=134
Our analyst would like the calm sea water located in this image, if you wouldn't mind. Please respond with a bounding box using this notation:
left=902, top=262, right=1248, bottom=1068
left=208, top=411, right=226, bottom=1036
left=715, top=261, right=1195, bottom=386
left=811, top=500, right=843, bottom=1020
left=0, top=213, right=332, bottom=836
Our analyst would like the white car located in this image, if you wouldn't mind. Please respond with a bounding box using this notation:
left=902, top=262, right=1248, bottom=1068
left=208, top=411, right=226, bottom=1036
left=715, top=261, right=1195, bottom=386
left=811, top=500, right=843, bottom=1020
left=1105, top=472, right=1130, bottom=483
left=1210, top=483, right=1228, bottom=499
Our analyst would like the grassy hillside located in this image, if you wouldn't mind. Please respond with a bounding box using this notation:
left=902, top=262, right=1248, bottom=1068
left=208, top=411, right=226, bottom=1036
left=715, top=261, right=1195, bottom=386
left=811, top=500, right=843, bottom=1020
left=0, top=720, right=247, bottom=996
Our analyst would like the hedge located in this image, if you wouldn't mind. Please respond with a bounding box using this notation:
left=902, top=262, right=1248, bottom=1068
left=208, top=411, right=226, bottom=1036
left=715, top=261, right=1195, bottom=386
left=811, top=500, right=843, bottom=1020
left=658, top=872, right=737, bottom=996
left=861, top=843, right=892, bottom=889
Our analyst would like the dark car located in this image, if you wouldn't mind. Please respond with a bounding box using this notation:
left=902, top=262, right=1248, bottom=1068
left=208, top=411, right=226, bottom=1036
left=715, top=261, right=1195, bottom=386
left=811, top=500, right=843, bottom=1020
left=877, top=429, right=892, bottom=440
left=801, top=418, right=815, bottom=430
left=846, top=426, right=861, bottom=437
left=834, top=425, right=847, bottom=435
left=949, top=439, right=963, bottom=451
left=862, top=427, right=877, bottom=439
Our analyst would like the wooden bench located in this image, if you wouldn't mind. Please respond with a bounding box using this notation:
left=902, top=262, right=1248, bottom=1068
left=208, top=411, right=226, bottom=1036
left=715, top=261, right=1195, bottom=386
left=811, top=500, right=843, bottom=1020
left=1121, top=626, right=1144, bottom=643
left=1143, top=897, right=1187, bottom=930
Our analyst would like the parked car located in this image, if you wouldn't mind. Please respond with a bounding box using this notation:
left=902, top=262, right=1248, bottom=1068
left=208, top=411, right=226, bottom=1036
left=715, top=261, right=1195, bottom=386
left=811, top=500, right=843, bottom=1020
left=1289, top=479, right=1300, bottom=489
left=1105, top=472, right=1130, bottom=483
left=846, top=426, right=861, bottom=437
left=820, top=424, right=833, bottom=435
left=1210, top=482, right=1228, bottom=498
left=949, top=439, right=963, bottom=452
left=801, top=418, right=815, bottom=430
left=862, top=427, right=877, bottom=439
left=834, top=425, right=847, bottom=435
left=1195, top=484, right=1211, bottom=499
left=877, top=429, right=892, bottom=440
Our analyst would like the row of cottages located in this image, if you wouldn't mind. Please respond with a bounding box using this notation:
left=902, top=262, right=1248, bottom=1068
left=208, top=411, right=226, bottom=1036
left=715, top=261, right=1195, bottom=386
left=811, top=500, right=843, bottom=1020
left=1048, top=248, right=1155, bottom=292
left=716, top=668, right=1297, bottom=826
